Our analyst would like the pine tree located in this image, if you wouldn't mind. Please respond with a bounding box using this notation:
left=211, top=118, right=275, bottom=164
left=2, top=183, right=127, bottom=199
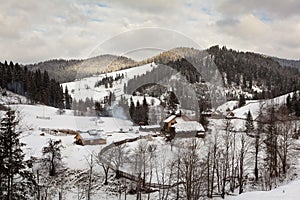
left=238, top=94, right=246, bottom=107
left=0, top=110, right=35, bottom=199
left=286, top=94, right=291, bottom=111
left=95, top=101, right=102, bottom=117
left=245, top=110, right=254, bottom=134
left=167, top=91, right=179, bottom=110
left=142, top=96, right=149, bottom=125
left=199, top=113, right=209, bottom=131
left=64, top=86, right=71, bottom=109
left=133, top=100, right=141, bottom=124
left=129, top=97, right=135, bottom=121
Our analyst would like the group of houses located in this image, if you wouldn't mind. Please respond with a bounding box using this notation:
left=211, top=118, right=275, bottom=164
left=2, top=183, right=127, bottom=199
left=74, top=111, right=207, bottom=146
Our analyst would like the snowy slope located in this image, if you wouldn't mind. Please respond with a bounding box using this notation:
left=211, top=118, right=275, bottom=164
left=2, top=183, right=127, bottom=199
left=215, top=93, right=292, bottom=131
left=0, top=90, right=27, bottom=105
left=62, top=63, right=157, bottom=102
left=10, top=104, right=132, bottom=132
left=225, top=179, right=300, bottom=200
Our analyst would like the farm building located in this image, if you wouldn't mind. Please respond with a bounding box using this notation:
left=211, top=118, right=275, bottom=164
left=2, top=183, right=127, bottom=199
left=162, top=112, right=205, bottom=139
left=74, top=129, right=107, bottom=145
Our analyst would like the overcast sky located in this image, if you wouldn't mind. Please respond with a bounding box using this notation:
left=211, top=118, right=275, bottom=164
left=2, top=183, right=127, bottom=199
left=1, top=0, right=299, bottom=64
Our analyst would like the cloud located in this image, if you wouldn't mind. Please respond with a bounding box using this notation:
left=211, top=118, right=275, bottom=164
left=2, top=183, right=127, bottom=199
left=0, top=0, right=299, bottom=64
left=216, top=0, right=300, bottom=19
left=103, top=0, right=182, bottom=13
left=216, top=14, right=270, bottom=40
left=89, top=28, right=201, bottom=60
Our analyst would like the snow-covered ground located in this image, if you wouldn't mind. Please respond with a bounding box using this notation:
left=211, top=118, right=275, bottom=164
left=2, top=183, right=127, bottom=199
left=225, top=179, right=300, bottom=200
left=10, top=104, right=133, bottom=132
left=1, top=70, right=300, bottom=199
left=62, top=63, right=157, bottom=102
left=1, top=103, right=156, bottom=171
left=0, top=90, right=27, bottom=105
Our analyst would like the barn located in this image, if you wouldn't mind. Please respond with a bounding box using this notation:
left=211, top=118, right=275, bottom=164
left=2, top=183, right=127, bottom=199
left=74, top=129, right=107, bottom=145
left=162, top=112, right=205, bottom=139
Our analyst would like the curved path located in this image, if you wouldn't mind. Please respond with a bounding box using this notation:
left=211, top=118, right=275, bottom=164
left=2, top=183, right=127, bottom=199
left=97, top=135, right=182, bottom=189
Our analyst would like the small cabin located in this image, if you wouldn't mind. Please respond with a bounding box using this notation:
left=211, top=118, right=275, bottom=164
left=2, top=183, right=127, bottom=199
left=171, top=120, right=205, bottom=138
left=75, top=130, right=107, bottom=145
left=162, top=112, right=205, bottom=139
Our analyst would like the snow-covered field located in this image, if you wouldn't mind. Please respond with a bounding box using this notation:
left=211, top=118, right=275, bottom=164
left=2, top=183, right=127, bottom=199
left=225, top=179, right=300, bottom=200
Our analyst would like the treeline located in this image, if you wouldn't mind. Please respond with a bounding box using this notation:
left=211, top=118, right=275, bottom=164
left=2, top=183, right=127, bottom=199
left=0, top=61, right=71, bottom=109
left=207, top=45, right=300, bottom=99
left=26, top=55, right=137, bottom=83
left=286, top=91, right=300, bottom=116
left=94, top=73, right=124, bottom=88
left=72, top=92, right=117, bottom=117
left=126, top=64, right=208, bottom=112
left=145, top=46, right=300, bottom=101
left=129, top=96, right=149, bottom=125
left=26, top=59, right=81, bottom=83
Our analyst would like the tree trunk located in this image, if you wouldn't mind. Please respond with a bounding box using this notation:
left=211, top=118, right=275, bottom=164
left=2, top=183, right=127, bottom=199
left=254, top=137, right=259, bottom=182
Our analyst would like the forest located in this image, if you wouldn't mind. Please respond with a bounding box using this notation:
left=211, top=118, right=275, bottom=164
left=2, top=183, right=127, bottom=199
left=0, top=61, right=71, bottom=109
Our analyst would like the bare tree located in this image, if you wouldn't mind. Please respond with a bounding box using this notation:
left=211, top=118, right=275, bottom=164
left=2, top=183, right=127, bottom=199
left=42, top=139, right=63, bottom=177
left=238, top=134, right=246, bottom=194
left=175, top=139, right=206, bottom=200
left=155, top=154, right=174, bottom=200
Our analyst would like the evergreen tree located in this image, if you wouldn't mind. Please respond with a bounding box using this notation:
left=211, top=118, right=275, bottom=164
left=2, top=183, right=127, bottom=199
left=245, top=110, right=254, bottom=134
left=199, top=113, right=209, bottom=131
left=167, top=91, right=179, bottom=110
left=142, top=96, right=149, bottom=125
left=57, top=86, right=64, bottom=111
left=129, top=97, right=135, bottom=121
left=133, top=100, right=141, bottom=124
left=95, top=101, right=102, bottom=117
left=64, top=86, right=71, bottom=109
left=238, top=94, right=246, bottom=107
left=286, top=94, right=291, bottom=111
left=0, top=110, right=35, bottom=199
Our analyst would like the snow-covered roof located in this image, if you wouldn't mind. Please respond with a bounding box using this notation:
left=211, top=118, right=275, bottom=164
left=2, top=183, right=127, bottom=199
left=79, top=131, right=106, bottom=141
left=163, top=115, right=176, bottom=123
left=171, top=121, right=205, bottom=132
left=174, top=117, right=186, bottom=124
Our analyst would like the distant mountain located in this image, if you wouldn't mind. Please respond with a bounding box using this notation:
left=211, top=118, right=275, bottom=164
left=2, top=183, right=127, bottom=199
left=272, top=57, right=300, bottom=71
left=206, top=45, right=300, bottom=99
left=24, top=46, right=300, bottom=101
left=26, top=55, right=138, bottom=83
left=129, top=46, right=300, bottom=104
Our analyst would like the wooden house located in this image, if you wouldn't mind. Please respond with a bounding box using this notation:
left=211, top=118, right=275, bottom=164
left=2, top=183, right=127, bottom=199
left=162, top=112, right=205, bottom=138
left=75, top=129, right=107, bottom=145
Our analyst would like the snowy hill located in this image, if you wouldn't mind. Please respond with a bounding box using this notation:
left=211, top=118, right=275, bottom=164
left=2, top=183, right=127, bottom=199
left=26, top=55, right=138, bottom=83
left=62, top=62, right=158, bottom=102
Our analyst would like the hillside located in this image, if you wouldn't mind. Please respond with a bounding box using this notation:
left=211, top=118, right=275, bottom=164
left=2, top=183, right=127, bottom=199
left=272, top=57, right=300, bottom=71
left=25, top=55, right=138, bottom=83
left=23, top=46, right=300, bottom=101
left=143, top=46, right=300, bottom=101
